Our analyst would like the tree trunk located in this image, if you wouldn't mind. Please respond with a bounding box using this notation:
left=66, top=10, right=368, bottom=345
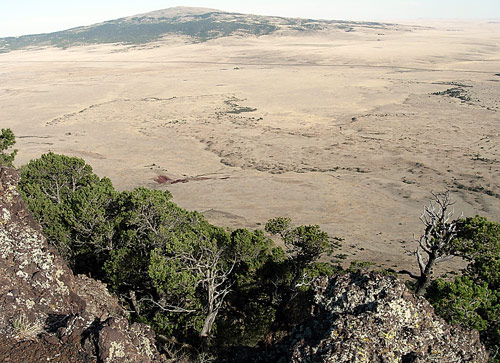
left=200, top=311, right=217, bottom=337
left=415, top=253, right=436, bottom=295
left=201, top=274, right=217, bottom=338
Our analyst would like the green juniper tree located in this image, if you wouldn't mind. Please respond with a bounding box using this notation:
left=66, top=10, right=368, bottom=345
left=0, top=128, right=17, bottom=167
left=264, top=217, right=340, bottom=327
left=427, top=216, right=500, bottom=361
left=18, top=152, right=111, bottom=268
left=265, top=217, right=338, bottom=295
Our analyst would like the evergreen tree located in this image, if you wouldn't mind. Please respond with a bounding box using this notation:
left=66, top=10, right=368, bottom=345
left=0, top=128, right=17, bottom=167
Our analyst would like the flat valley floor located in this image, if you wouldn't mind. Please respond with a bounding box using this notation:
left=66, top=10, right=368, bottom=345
left=2, top=20, right=500, bottom=272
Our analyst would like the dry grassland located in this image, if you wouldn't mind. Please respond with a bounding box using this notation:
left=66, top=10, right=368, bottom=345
left=1, top=20, right=499, bottom=272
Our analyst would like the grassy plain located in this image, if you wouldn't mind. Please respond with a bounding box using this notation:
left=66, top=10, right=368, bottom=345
left=1, top=19, right=499, bottom=272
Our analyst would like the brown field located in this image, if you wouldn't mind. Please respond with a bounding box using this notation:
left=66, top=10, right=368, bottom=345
left=1, top=19, right=499, bottom=273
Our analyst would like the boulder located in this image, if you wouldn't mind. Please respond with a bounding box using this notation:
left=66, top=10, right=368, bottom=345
left=268, top=272, right=488, bottom=362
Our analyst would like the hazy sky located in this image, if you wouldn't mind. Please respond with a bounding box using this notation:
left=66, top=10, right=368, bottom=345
left=1, top=0, right=499, bottom=37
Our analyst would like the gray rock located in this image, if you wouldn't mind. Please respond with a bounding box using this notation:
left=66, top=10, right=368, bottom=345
left=269, top=272, right=488, bottom=362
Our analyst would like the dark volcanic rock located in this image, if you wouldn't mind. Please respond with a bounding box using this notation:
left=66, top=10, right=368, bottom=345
left=0, top=167, right=165, bottom=362
left=266, top=272, right=488, bottom=362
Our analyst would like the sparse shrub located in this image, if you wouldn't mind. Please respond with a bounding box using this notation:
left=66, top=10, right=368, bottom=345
left=12, top=314, right=43, bottom=341
left=347, top=260, right=376, bottom=273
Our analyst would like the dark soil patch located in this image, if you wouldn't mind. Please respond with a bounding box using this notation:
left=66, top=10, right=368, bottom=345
left=155, top=175, right=188, bottom=184
left=155, top=175, right=173, bottom=184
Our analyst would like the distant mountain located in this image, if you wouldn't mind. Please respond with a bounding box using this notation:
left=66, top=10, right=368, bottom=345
left=0, top=6, right=394, bottom=53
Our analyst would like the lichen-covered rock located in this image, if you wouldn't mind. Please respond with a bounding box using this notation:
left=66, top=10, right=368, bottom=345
left=268, top=272, right=488, bottom=362
left=0, top=167, right=165, bottom=362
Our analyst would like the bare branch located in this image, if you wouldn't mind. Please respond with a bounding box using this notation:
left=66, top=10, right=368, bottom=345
left=416, top=248, right=426, bottom=274
left=412, top=190, right=461, bottom=294
left=435, top=255, right=455, bottom=264
left=140, top=296, right=197, bottom=314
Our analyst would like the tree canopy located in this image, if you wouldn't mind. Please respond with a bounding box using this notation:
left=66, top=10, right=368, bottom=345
left=18, top=152, right=339, bottom=357
left=19, top=152, right=107, bottom=265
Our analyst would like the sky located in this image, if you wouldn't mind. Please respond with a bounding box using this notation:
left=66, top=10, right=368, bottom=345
left=1, top=0, right=499, bottom=37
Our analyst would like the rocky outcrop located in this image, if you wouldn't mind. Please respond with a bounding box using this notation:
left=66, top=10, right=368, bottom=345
left=0, top=167, right=165, bottom=362
left=266, top=272, right=488, bottom=362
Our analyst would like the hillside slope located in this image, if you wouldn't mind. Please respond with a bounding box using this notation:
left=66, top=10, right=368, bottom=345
left=0, top=6, right=400, bottom=52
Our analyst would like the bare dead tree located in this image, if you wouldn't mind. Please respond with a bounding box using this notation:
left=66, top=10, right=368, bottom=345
left=147, top=241, right=236, bottom=339
left=414, top=191, right=461, bottom=294
left=188, top=245, right=235, bottom=338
